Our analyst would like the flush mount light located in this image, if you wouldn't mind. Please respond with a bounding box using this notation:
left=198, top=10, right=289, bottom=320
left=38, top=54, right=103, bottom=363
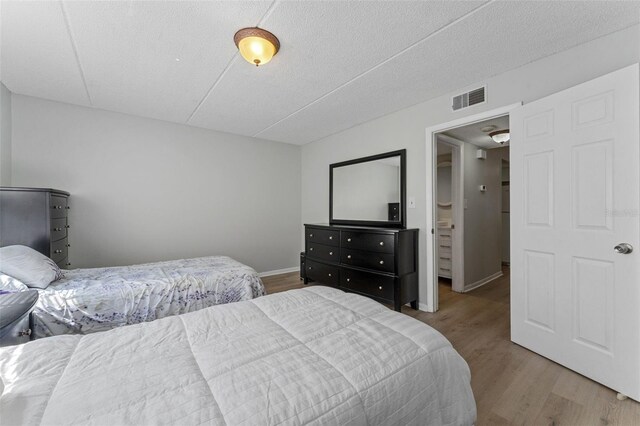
left=489, top=129, right=510, bottom=144
left=480, top=125, right=497, bottom=133
left=234, top=27, right=280, bottom=67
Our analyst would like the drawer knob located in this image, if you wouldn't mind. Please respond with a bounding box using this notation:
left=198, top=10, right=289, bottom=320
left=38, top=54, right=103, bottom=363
left=309, top=247, right=314, bottom=251
left=329, top=251, right=333, bottom=256
left=66, top=262, right=71, bottom=266
left=379, top=260, right=384, bottom=265
left=346, top=278, right=350, bottom=282
left=379, top=241, right=384, bottom=246
left=54, top=249, right=63, bottom=254
left=308, top=266, right=312, bottom=270
left=378, top=286, right=383, bottom=290
left=65, top=225, right=70, bottom=229
left=18, top=328, right=31, bottom=337
left=309, top=233, right=313, bottom=237
left=347, top=238, right=352, bottom=242
left=329, top=236, right=333, bottom=240
left=54, top=227, right=62, bottom=231
left=65, top=206, right=70, bottom=210
left=347, top=255, right=351, bottom=259
left=328, top=273, right=332, bottom=277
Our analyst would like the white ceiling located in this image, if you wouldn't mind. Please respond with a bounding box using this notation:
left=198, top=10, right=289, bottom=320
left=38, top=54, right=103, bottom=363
left=2, top=1, right=638, bottom=145
left=443, top=115, right=510, bottom=149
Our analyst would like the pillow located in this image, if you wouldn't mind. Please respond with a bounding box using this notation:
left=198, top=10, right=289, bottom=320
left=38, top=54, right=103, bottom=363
left=0, top=273, right=29, bottom=292
left=0, top=245, right=64, bottom=289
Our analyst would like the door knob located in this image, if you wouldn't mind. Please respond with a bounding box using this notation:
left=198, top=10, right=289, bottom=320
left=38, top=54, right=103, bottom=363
left=614, top=243, right=633, bottom=254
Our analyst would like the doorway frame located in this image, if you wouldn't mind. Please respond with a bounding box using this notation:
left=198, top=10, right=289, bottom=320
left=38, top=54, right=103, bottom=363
left=425, top=102, right=521, bottom=312
left=434, top=134, right=465, bottom=294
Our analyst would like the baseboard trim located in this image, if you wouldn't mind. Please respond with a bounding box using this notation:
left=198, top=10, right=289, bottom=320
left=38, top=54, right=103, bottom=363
left=258, top=267, right=299, bottom=278
left=464, top=271, right=503, bottom=292
left=417, top=302, right=431, bottom=313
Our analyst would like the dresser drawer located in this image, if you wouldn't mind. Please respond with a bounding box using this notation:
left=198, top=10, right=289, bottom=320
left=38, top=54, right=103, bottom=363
left=341, top=268, right=394, bottom=301
left=57, top=257, right=71, bottom=270
left=51, top=238, right=68, bottom=263
left=438, top=251, right=452, bottom=262
left=305, top=259, right=340, bottom=286
left=341, top=249, right=394, bottom=273
left=341, top=231, right=394, bottom=254
left=438, top=267, right=452, bottom=278
left=306, top=242, right=339, bottom=263
left=50, top=195, right=68, bottom=219
left=306, top=228, right=340, bottom=247
left=50, top=217, right=68, bottom=241
left=437, top=239, right=452, bottom=250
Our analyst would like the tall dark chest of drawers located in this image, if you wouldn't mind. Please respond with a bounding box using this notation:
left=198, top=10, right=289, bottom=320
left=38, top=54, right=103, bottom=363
left=0, top=187, right=71, bottom=269
left=304, top=224, right=419, bottom=311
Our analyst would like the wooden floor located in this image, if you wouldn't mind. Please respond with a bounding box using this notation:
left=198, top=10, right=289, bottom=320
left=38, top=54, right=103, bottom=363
left=261, top=269, right=640, bottom=425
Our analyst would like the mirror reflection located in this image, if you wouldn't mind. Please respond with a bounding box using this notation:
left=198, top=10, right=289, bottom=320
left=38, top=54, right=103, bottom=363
left=332, top=156, right=401, bottom=222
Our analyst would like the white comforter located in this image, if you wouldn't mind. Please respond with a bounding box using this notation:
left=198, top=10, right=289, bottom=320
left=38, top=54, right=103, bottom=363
left=0, top=287, right=476, bottom=425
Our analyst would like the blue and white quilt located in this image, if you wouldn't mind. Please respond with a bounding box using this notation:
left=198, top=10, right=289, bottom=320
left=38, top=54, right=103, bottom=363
left=31, top=256, right=265, bottom=338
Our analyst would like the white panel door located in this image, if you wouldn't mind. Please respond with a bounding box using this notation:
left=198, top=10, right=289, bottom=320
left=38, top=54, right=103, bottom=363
left=511, top=64, right=640, bottom=400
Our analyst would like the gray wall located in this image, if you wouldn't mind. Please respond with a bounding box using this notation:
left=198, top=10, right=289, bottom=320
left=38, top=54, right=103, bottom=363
left=0, top=83, right=11, bottom=186
left=463, top=146, right=508, bottom=289
left=300, top=24, right=639, bottom=309
left=10, top=95, right=301, bottom=273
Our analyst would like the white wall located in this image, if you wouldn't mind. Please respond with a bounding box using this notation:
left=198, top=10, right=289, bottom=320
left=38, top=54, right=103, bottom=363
left=301, top=24, right=640, bottom=309
left=10, top=95, right=301, bottom=273
left=462, top=145, right=508, bottom=289
left=0, top=83, right=11, bottom=186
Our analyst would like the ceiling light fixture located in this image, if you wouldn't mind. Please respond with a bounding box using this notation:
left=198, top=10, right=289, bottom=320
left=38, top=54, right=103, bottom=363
left=480, top=125, right=497, bottom=133
left=489, top=129, right=510, bottom=144
left=234, top=27, right=280, bottom=67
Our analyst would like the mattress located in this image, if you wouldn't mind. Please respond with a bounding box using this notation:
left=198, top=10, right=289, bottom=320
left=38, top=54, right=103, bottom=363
left=0, top=286, right=476, bottom=425
left=32, top=256, right=265, bottom=338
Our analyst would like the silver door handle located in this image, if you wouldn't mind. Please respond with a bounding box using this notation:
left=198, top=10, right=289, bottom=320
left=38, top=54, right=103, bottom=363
left=614, top=243, right=633, bottom=254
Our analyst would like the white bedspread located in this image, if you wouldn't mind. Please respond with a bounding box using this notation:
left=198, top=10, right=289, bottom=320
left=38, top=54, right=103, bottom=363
left=0, top=287, right=476, bottom=425
left=32, top=256, right=265, bottom=338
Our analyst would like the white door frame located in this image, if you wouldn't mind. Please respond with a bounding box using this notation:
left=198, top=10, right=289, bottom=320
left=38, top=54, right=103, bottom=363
left=434, top=134, right=465, bottom=293
left=425, top=103, right=521, bottom=312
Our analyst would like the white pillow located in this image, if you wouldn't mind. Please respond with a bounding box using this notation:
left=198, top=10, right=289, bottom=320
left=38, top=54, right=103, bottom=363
left=0, top=245, right=64, bottom=289
left=0, top=273, right=28, bottom=292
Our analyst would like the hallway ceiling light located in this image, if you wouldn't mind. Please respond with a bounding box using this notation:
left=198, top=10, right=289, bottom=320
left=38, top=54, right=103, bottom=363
left=489, top=129, right=510, bottom=144
left=234, top=27, right=280, bottom=67
left=480, top=125, right=497, bottom=133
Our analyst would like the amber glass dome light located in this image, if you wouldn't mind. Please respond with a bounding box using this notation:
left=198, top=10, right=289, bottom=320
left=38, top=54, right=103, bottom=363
left=234, top=27, right=280, bottom=67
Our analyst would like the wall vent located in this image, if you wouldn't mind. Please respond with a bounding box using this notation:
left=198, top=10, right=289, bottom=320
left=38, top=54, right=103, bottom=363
left=452, top=86, right=486, bottom=111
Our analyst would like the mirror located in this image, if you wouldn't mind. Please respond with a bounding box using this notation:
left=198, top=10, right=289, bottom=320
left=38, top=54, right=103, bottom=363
left=330, top=149, right=406, bottom=228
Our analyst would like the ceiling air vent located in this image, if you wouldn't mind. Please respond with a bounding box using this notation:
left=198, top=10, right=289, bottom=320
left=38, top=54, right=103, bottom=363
left=452, top=86, right=486, bottom=111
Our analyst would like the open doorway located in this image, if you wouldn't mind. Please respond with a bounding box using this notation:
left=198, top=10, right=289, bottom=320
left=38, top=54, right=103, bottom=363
left=425, top=103, right=520, bottom=312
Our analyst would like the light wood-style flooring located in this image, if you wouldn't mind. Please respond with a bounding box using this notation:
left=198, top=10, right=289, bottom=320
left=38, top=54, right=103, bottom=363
left=261, top=269, right=640, bottom=425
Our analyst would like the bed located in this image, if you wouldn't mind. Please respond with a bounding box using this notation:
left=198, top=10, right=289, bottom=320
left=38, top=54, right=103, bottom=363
left=26, top=256, right=265, bottom=338
left=0, top=286, right=476, bottom=425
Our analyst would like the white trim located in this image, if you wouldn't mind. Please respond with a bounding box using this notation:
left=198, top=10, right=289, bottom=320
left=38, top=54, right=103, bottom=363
left=425, top=102, right=522, bottom=313
left=258, top=267, right=298, bottom=278
left=464, top=270, right=503, bottom=292
left=435, top=134, right=465, bottom=294
left=418, top=302, right=430, bottom=312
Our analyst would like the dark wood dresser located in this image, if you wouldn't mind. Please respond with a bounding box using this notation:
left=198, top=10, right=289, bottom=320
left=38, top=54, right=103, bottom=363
left=303, top=224, right=418, bottom=311
left=0, top=187, right=71, bottom=269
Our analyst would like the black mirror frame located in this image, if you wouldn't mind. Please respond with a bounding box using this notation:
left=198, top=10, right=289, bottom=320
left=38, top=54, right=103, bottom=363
left=329, top=149, right=406, bottom=229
